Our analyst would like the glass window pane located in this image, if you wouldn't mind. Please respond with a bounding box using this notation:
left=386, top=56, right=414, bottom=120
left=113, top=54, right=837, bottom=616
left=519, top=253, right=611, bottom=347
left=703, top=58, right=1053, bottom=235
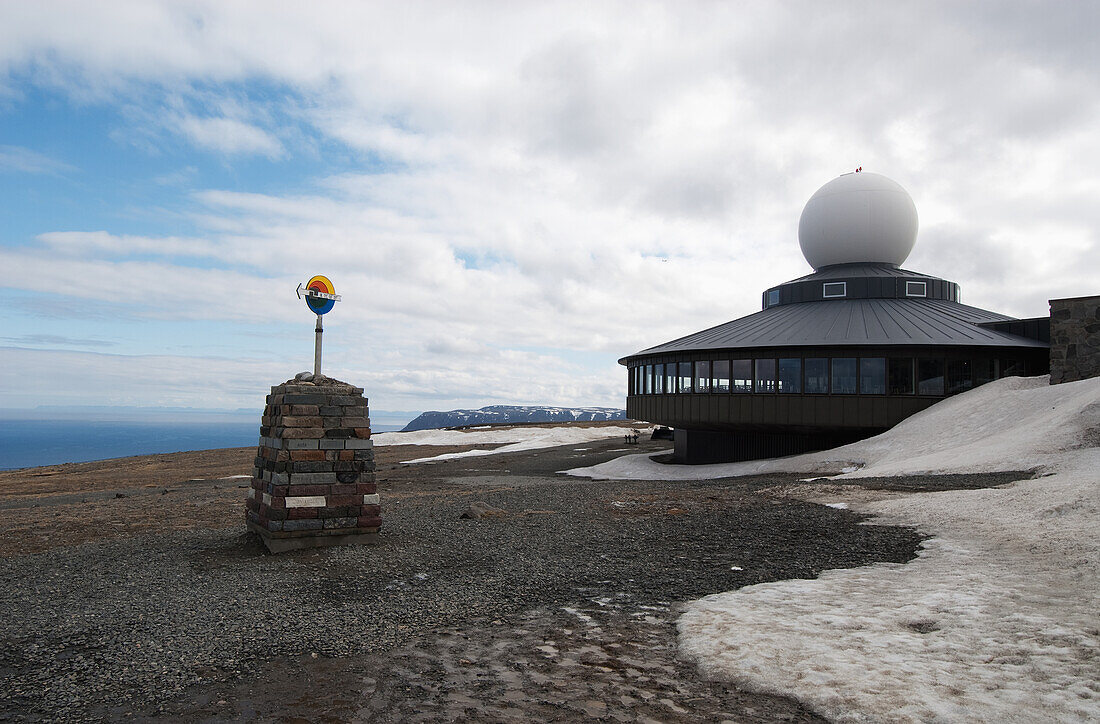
left=653, top=363, right=664, bottom=394
left=695, top=361, right=711, bottom=393
left=644, top=364, right=653, bottom=395
left=778, top=358, right=801, bottom=393
left=755, top=359, right=776, bottom=393
left=678, top=362, right=692, bottom=393
left=732, top=360, right=752, bottom=393
left=767, top=289, right=780, bottom=307
left=665, top=364, right=676, bottom=394
left=974, top=359, right=995, bottom=386
left=712, top=360, right=730, bottom=393
left=1000, top=359, right=1024, bottom=377
left=918, top=359, right=945, bottom=395
left=888, top=358, right=914, bottom=395
left=805, top=358, right=829, bottom=393
left=947, top=359, right=973, bottom=395
left=860, top=358, right=886, bottom=394
left=832, top=358, right=857, bottom=394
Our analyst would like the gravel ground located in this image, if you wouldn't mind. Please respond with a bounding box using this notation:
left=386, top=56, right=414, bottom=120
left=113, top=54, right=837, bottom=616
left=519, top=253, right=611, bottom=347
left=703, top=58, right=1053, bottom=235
left=0, top=435, right=1018, bottom=722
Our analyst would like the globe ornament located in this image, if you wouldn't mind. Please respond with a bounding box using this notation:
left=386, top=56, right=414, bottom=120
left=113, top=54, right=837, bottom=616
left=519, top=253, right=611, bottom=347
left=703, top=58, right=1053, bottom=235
left=798, top=171, right=918, bottom=270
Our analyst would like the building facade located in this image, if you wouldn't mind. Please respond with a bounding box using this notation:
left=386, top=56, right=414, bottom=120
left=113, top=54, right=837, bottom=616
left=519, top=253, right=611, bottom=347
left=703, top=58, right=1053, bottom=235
left=620, top=172, right=1049, bottom=463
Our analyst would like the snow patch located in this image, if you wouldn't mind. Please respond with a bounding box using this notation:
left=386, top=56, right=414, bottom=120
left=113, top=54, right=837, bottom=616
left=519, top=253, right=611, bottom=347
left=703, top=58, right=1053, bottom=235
left=394, top=426, right=652, bottom=464
left=656, top=375, right=1100, bottom=723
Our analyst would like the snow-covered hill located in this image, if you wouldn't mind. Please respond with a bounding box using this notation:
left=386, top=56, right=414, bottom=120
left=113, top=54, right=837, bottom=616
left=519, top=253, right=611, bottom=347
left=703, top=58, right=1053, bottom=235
left=569, top=374, right=1100, bottom=723
left=401, top=405, right=625, bottom=432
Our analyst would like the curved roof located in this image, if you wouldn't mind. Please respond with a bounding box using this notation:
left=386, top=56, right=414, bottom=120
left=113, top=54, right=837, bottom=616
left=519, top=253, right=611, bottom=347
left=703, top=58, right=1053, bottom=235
left=621, top=297, right=1047, bottom=362
left=785, top=263, right=940, bottom=282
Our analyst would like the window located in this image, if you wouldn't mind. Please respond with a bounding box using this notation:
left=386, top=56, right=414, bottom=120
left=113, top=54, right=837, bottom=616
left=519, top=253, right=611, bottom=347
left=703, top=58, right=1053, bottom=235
left=766, top=289, right=780, bottom=307
left=860, top=358, right=886, bottom=394
left=905, top=281, right=927, bottom=297
left=653, top=363, right=664, bottom=394
left=732, top=360, right=752, bottom=393
left=755, top=358, right=776, bottom=393
left=805, top=358, right=829, bottom=393
left=778, top=358, right=802, bottom=393
left=644, top=364, right=653, bottom=395
left=974, top=359, right=995, bottom=387
left=918, top=359, right=945, bottom=395
left=823, top=281, right=847, bottom=298
left=665, top=364, right=677, bottom=394
left=712, top=360, right=730, bottom=393
left=1000, top=359, right=1024, bottom=377
left=888, top=358, right=914, bottom=395
left=947, top=359, right=973, bottom=395
left=678, top=362, right=693, bottom=393
left=831, top=358, right=857, bottom=394
left=633, top=366, right=641, bottom=395
left=694, top=361, right=711, bottom=393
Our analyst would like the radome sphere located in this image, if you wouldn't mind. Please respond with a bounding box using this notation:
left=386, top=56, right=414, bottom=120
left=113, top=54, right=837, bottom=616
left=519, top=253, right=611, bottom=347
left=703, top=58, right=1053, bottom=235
left=798, top=172, right=918, bottom=270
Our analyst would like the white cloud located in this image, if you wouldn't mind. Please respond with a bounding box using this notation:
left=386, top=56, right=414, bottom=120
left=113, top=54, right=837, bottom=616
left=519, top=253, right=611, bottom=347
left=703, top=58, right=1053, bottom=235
left=0, top=2, right=1097, bottom=410
left=173, top=114, right=284, bottom=157
left=37, top=230, right=220, bottom=258
left=0, top=346, right=282, bottom=409
left=0, top=145, right=74, bottom=174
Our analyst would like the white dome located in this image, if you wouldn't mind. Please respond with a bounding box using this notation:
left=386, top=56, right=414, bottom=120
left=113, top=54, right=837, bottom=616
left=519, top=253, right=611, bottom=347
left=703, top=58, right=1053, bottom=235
left=798, top=172, right=918, bottom=270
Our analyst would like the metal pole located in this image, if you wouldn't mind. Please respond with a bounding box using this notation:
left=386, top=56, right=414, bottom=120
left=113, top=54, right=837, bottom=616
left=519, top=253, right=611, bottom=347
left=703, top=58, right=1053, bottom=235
left=314, top=314, right=323, bottom=378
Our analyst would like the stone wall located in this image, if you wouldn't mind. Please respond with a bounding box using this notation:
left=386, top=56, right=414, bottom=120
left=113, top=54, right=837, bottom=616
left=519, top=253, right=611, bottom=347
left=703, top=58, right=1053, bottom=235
left=245, top=376, right=380, bottom=553
left=1049, top=295, right=1100, bottom=384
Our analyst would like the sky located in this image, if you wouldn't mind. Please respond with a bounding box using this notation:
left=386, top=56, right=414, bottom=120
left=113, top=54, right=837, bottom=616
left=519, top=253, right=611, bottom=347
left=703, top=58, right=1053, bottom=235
left=0, top=1, right=1097, bottom=418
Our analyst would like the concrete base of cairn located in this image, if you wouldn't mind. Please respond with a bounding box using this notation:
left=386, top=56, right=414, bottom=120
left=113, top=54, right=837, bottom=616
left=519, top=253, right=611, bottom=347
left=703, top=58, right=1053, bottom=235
left=245, top=375, right=380, bottom=553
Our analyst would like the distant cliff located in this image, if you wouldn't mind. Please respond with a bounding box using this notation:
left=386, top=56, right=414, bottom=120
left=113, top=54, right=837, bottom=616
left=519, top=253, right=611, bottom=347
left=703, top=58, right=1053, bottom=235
left=401, top=405, right=626, bottom=432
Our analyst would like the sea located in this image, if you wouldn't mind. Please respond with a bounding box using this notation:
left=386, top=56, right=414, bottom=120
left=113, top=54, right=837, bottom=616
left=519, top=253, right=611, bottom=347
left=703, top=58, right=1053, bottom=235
left=0, top=419, right=405, bottom=471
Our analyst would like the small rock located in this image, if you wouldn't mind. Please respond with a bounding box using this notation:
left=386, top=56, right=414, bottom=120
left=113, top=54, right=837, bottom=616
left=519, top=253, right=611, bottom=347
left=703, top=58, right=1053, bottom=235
left=294, top=371, right=314, bottom=382
left=581, top=700, right=607, bottom=717
left=460, top=501, right=507, bottom=519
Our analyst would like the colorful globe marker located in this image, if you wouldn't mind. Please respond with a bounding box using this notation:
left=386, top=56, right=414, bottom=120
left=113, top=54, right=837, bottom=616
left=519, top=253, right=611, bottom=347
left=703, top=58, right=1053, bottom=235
left=304, top=274, right=337, bottom=315
left=295, top=275, right=343, bottom=377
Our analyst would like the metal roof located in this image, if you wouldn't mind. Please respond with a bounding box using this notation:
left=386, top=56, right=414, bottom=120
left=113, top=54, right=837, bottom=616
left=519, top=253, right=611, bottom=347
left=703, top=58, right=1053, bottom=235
left=785, top=263, right=941, bottom=282
left=622, top=297, right=1048, bottom=362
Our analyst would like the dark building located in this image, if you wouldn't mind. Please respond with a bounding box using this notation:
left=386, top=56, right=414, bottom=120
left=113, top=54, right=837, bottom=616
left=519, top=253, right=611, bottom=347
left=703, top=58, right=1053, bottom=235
left=620, top=172, right=1049, bottom=463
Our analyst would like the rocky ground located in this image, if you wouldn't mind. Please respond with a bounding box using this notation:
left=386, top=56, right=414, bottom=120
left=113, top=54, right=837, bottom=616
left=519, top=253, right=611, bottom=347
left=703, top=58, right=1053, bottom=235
left=0, top=427, right=1017, bottom=722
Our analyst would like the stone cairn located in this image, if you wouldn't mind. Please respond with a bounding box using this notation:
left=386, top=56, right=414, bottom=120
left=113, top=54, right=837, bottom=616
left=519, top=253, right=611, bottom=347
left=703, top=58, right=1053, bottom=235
left=245, top=374, right=380, bottom=553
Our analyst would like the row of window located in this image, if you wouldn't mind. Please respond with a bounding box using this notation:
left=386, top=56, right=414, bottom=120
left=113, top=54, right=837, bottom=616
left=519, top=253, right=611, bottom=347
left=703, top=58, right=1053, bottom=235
left=630, top=357, right=1025, bottom=397
left=765, top=280, right=931, bottom=307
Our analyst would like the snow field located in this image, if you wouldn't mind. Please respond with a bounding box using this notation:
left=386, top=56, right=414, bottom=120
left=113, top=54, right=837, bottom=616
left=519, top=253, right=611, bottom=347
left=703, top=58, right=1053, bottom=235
left=680, top=451, right=1099, bottom=722
left=570, top=375, right=1100, bottom=722
left=372, top=425, right=650, bottom=464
